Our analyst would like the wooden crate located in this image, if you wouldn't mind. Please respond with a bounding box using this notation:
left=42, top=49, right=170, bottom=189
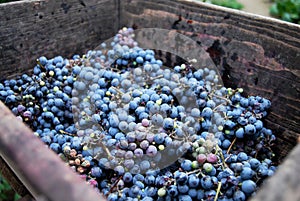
left=0, top=0, right=299, bottom=201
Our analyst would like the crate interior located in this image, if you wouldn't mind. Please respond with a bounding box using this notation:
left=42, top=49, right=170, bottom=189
left=1, top=0, right=299, bottom=161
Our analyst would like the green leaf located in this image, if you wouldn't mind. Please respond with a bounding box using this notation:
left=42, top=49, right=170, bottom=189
left=271, top=0, right=300, bottom=24
left=210, top=0, right=244, bottom=10
left=282, top=12, right=293, bottom=21
left=14, top=193, right=21, bottom=201
left=270, top=4, right=279, bottom=16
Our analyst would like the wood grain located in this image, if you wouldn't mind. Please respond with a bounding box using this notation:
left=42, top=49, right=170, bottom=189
left=0, top=0, right=119, bottom=80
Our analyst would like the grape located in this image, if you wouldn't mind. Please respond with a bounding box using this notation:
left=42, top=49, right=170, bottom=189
left=136, top=56, right=144, bottom=64
left=49, top=143, right=61, bottom=153
left=254, top=120, right=263, bottom=130
left=91, top=167, right=102, bottom=178
left=123, top=172, right=133, bottom=183
left=124, top=159, right=135, bottom=169
left=204, top=163, right=215, bottom=174
left=235, top=127, right=245, bottom=138
left=201, top=176, right=213, bottom=190
left=237, top=152, right=248, bottom=161
left=196, top=154, right=207, bottom=164
left=128, top=142, right=137, bottom=150
left=167, top=185, right=178, bottom=197
left=135, top=180, right=145, bottom=189
left=191, top=108, right=201, bottom=117
left=240, top=167, right=255, bottom=180
left=196, top=189, right=205, bottom=200
left=141, top=118, right=150, bottom=127
left=181, top=159, right=192, bottom=171
left=233, top=190, right=246, bottom=201
left=179, top=195, right=192, bottom=201
left=130, top=165, right=141, bottom=174
left=241, top=180, right=256, bottom=194
left=118, top=121, right=128, bottom=131
left=109, top=114, right=120, bottom=127
left=17, top=104, right=26, bottom=112
left=153, top=133, right=165, bottom=144
left=163, top=118, right=174, bottom=130
left=151, top=114, right=163, bottom=125
left=121, top=93, right=131, bottom=103
left=107, top=193, right=118, bottom=201
left=134, top=148, right=144, bottom=158
left=175, top=172, right=188, bottom=185
left=157, top=188, right=166, bottom=197
left=245, top=124, right=256, bottom=135
left=140, top=140, right=150, bottom=150
left=206, top=153, right=218, bottom=163
left=145, top=175, right=156, bottom=186
left=144, top=186, right=157, bottom=197
left=249, top=158, right=261, bottom=169
left=188, top=174, right=200, bottom=188
left=178, top=184, right=189, bottom=194
left=257, top=165, right=269, bottom=177
left=114, top=165, right=125, bottom=176
left=146, top=145, right=158, bottom=157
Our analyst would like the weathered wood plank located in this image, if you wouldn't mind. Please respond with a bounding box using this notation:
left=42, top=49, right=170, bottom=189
left=0, top=0, right=119, bottom=80
left=0, top=156, right=31, bottom=197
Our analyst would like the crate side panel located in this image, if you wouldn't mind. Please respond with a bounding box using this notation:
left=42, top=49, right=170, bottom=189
left=0, top=0, right=119, bottom=79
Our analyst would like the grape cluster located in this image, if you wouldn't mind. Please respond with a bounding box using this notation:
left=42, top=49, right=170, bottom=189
left=0, top=27, right=277, bottom=201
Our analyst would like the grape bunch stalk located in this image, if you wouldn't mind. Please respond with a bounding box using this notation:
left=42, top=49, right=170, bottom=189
left=0, top=27, right=277, bottom=201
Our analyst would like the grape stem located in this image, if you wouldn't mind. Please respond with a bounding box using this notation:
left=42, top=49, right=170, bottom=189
left=109, top=176, right=123, bottom=194
left=60, top=130, right=77, bottom=136
left=97, top=141, right=113, bottom=160
left=110, top=86, right=124, bottom=95
left=36, top=59, right=46, bottom=71
left=226, top=137, right=237, bottom=154
left=186, top=169, right=202, bottom=175
left=149, top=74, right=164, bottom=81
left=214, top=181, right=222, bottom=201
left=211, top=94, right=232, bottom=104
left=216, top=145, right=228, bottom=169
left=212, top=102, right=227, bottom=112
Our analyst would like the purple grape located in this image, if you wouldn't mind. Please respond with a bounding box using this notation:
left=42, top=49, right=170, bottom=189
left=140, top=140, right=150, bottom=150
left=17, top=104, right=26, bottom=112
left=146, top=145, right=158, bottom=157
left=206, top=153, right=218, bottom=163
left=197, top=154, right=207, bottom=164
left=134, top=148, right=144, bottom=158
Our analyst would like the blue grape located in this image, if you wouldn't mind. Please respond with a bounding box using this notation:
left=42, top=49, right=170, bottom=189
left=123, top=172, right=133, bottom=183
left=181, top=159, right=192, bottom=171
left=179, top=195, right=192, bottom=201
left=91, top=167, right=102, bottom=178
left=240, top=167, right=254, bottom=180
left=245, top=124, right=256, bottom=135
left=233, top=190, right=246, bottom=201
left=188, top=174, right=200, bottom=188
left=241, top=180, right=256, bottom=194
left=177, top=184, right=189, bottom=194
left=237, top=152, right=248, bottom=161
